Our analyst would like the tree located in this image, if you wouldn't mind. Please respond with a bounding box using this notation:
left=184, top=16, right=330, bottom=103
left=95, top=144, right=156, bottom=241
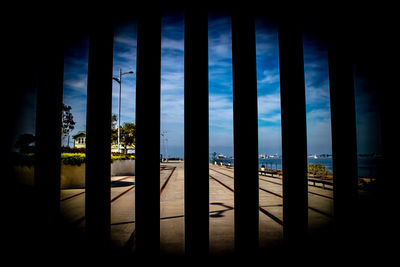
left=120, top=122, right=136, bottom=154
left=111, top=114, right=118, bottom=145
left=308, top=163, right=332, bottom=177
left=15, top=133, right=36, bottom=153
left=62, top=104, right=76, bottom=147
left=211, top=152, right=218, bottom=163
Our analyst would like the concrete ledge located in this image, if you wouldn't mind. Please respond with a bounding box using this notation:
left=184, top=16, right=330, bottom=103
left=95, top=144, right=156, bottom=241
left=13, top=165, right=34, bottom=186
left=111, top=159, right=135, bottom=176
left=13, top=159, right=135, bottom=189
left=61, top=163, right=85, bottom=189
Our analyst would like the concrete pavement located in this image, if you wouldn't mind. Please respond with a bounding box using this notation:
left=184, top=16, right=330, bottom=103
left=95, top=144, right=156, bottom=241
left=59, top=161, right=334, bottom=255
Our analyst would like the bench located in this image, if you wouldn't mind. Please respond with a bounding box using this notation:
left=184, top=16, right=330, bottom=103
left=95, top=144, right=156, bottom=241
left=259, top=169, right=279, bottom=177
left=308, top=177, right=333, bottom=189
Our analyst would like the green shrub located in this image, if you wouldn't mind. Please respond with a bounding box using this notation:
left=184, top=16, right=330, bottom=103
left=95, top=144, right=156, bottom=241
left=61, top=146, right=86, bottom=153
left=61, top=153, right=86, bottom=166
left=308, top=163, right=332, bottom=176
left=11, top=152, right=35, bottom=166
left=12, top=152, right=135, bottom=166
left=111, top=153, right=135, bottom=162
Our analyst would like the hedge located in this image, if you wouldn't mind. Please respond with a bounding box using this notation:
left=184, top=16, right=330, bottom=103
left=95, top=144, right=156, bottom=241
left=61, top=153, right=86, bottom=166
left=308, top=163, right=332, bottom=176
left=11, top=152, right=135, bottom=166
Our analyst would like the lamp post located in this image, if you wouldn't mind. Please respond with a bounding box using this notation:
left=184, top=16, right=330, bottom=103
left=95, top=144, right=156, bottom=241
left=113, top=68, right=134, bottom=153
left=165, top=136, right=168, bottom=162
left=160, top=130, right=167, bottom=161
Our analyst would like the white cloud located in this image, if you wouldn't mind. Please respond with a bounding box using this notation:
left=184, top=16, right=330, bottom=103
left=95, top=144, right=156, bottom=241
left=257, top=93, right=281, bottom=123
left=64, top=76, right=87, bottom=95
left=255, top=27, right=278, bottom=56
left=259, top=113, right=281, bottom=123
left=114, top=34, right=137, bottom=46
left=306, top=108, right=331, bottom=121
left=209, top=41, right=231, bottom=60
left=258, top=69, right=280, bottom=85
left=113, top=28, right=137, bottom=72
left=161, top=94, right=184, bottom=122
left=209, top=94, right=233, bottom=126
left=161, top=49, right=184, bottom=74
left=208, top=93, right=234, bottom=150
left=114, top=50, right=137, bottom=62
left=160, top=89, right=184, bottom=149
left=161, top=72, right=184, bottom=91
left=305, top=80, right=330, bottom=104
left=209, top=17, right=232, bottom=62
left=162, top=37, right=184, bottom=51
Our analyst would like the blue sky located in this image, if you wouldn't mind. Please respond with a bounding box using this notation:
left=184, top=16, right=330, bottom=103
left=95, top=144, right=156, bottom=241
left=11, top=12, right=381, bottom=157
left=62, top=36, right=89, bottom=145
left=208, top=13, right=234, bottom=156
left=303, top=31, right=332, bottom=155
left=255, top=18, right=282, bottom=156
left=59, top=12, right=344, bottom=157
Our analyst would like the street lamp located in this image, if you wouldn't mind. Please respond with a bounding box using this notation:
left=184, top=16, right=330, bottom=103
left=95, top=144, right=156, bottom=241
left=113, top=68, right=134, bottom=153
left=160, top=130, right=168, bottom=161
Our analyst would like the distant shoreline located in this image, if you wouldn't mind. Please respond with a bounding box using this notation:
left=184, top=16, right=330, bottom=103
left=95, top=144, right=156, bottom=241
left=210, top=156, right=384, bottom=179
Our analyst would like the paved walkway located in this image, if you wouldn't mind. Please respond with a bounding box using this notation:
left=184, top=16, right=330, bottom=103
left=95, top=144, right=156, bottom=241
left=59, top=161, right=334, bottom=255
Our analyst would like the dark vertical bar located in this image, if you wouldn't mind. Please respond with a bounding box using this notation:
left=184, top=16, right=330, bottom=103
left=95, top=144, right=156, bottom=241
left=377, top=35, right=396, bottom=253
left=231, top=10, right=259, bottom=255
left=135, top=9, right=161, bottom=255
left=184, top=8, right=209, bottom=256
left=85, top=19, right=114, bottom=251
left=328, top=27, right=358, bottom=239
left=278, top=19, right=308, bottom=248
left=35, top=28, right=64, bottom=231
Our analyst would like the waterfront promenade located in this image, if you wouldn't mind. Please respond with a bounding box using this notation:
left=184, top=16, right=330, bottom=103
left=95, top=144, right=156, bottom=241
left=59, top=161, right=334, bottom=255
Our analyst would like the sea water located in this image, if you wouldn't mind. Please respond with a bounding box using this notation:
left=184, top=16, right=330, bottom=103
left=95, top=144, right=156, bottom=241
left=211, top=156, right=384, bottom=178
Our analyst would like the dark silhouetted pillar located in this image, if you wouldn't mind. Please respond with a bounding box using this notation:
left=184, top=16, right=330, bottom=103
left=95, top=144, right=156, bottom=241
left=135, top=9, right=162, bottom=255
left=35, top=29, right=64, bottom=231
left=184, top=7, right=209, bottom=256
left=278, top=19, right=308, bottom=248
left=232, top=10, right=259, bottom=255
left=85, top=19, right=114, bottom=251
left=328, top=27, right=358, bottom=240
